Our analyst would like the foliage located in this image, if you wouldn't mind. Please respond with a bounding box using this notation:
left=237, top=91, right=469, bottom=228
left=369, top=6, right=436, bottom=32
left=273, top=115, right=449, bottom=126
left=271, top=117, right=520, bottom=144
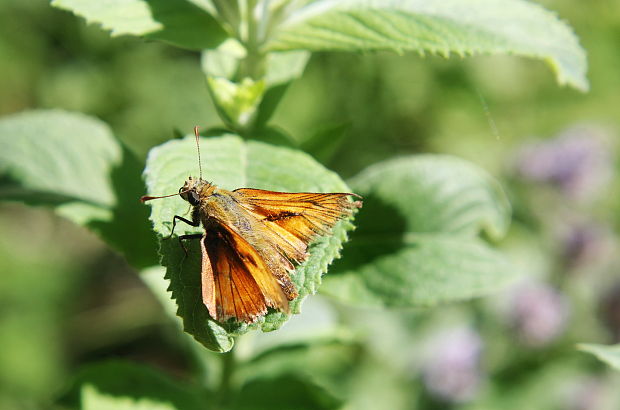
left=323, top=155, right=515, bottom=307
left=1, top=0, right=618, bottom=409
left=579, top=344, right=620, bottom=372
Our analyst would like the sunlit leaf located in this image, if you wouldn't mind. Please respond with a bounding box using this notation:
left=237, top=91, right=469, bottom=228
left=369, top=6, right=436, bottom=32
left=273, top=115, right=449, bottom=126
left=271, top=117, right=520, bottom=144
left=201, top=40, right=310, bottom=87
left=142, top=134, right=356, bottom=351
left=207, top=77, right=266, bottom=130
left=578, top=343, right=620, bottom=371
left=0, top=110, right=157, bottom=268
left=267, top=0, right=588, bottom=91
left=51, top=0, right=227, bottom=50
left=201, top=43, right=310, bottom=130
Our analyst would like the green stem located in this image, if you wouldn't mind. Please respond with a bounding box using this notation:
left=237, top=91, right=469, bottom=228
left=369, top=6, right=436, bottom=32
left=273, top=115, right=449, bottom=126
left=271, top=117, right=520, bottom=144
left=212, top=0, right=241, bottom=39
left=217, top=347, right=236, bottom=407
left=246, top=0, right=258, bottom=48
left=239, top=0, right=265, bottom=81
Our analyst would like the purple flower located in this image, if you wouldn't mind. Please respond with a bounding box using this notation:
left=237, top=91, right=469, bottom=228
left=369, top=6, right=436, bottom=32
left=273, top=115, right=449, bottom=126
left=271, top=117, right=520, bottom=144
left=515, top=125, right=613, bottom=202
left=508, top=280, right=570, bottom=347
left=422, top=326, right=483, bottom=402
left=561, top=222, right=609, bottom=269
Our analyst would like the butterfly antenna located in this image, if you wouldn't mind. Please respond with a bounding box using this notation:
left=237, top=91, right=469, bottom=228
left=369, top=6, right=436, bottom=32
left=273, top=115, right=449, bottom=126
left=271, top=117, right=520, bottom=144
left=194, top=126, right=203, bottom=180
left=140, top=190, right=190, bottom=203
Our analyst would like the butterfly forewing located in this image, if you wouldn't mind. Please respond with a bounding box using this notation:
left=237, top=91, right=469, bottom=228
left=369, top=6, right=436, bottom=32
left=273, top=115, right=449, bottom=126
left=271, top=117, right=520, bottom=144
left=233, top=189, right=361, bottom=263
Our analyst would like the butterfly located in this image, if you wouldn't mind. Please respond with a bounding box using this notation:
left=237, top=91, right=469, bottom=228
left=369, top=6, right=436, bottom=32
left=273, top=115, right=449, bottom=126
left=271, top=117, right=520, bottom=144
left=141, top=127, right=362, bottom=324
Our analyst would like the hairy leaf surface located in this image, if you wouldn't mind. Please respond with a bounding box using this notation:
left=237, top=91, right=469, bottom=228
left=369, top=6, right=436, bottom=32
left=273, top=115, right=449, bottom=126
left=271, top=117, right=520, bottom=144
left=143, top=134, right=356, bottom=351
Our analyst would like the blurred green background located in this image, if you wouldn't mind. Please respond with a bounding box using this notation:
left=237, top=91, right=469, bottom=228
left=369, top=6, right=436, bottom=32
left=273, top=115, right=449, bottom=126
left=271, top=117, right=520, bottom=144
left=1, top=0, right=619, bottom=409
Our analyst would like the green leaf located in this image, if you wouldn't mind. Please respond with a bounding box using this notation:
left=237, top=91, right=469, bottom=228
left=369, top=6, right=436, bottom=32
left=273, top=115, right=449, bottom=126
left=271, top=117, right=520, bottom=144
left=201, top=39, right=248, bottom=80
left=201, top=43, right=310, bottom=130
left=262, top=50, right=312, bottom=87
left=266, top=0, right=588, bottom=91
left=578, top=343, right=620, bottom=371
left=207, top=77, right=266, bottom=131
left=61, top=361, right=204, bottom=410
left=0, top=110, right=157, bottom=268
left=201, top=40, right=310, bottom=87
left=142, top=134, right=356, bottom=352
left=231, top=374, right=343, bottom=410
left=51, top=0, right=227, bottom=50
left=321, top=155, right=515, bottom=307
left=237, top=336, right=360, bottom=403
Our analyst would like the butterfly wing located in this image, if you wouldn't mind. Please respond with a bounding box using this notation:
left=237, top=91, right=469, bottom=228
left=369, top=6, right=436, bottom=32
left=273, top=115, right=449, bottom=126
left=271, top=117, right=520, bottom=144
left=232, top=189, right=362, bottom=264
left=200, top=224, right=290, bottom=323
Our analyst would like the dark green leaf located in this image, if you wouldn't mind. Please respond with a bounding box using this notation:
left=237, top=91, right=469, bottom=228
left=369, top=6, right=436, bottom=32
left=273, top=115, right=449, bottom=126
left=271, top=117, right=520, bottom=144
left=231, top=374, right=342, bottom=410
left=300, top=123, right=350, bottom=165
left=61, top=360, right=205, bottom=410
left=51, top=0, right=227, bottom=50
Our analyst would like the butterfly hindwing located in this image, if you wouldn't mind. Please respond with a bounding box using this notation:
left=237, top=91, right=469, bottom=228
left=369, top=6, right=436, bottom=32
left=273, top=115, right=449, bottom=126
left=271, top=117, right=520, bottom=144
left=201, top=224, right=290, bottom=323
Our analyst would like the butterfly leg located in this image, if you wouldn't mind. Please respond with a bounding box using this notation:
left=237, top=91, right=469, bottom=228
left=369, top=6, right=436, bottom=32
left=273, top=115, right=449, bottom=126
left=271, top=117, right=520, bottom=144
left=177, top=233, right=202, bottom=257
left=167, top=212, right=199, bottom=240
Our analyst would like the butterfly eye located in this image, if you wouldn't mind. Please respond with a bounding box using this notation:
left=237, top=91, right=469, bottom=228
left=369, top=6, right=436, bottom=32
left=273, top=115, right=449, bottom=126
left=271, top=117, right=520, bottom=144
left=188, top=191, right=200, bottom=206
left=178, top=187, right=184, bottom=194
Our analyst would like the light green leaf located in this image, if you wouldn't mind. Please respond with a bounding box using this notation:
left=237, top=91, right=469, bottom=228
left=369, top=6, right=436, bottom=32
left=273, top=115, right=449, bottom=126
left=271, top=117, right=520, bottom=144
left=263, top=50, right=312, bottom=87
left=51, top=0, right=227, bottom=50
left=142, top=134, right=356, bottom=352
left=0, top=110, right=118, bottom=209
left=63, top=361, right=204, bottom=410
left=321, top=155, right=515, bottom=307
left=207, top=77, right=266, bottom=131
left=201, top=40, right=310, bottom=87
left=578, top=343, right=620, bottom=371
left=201, top=39, right=248, bottom=80
left=351, top=155, right=510, bottom=239
left=0, top=110, right=157, bottom=268
left=323, top=235, right=512, bottom=307
left=82, top=386, right=175, bottom=410
left=266, top=0, right=588, bottom=91
left=201, top=44, right=310, bottom=130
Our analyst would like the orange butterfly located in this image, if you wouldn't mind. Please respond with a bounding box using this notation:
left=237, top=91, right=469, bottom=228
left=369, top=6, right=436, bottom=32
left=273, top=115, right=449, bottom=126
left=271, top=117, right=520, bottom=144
left=142, top=127, right=362, bottom=324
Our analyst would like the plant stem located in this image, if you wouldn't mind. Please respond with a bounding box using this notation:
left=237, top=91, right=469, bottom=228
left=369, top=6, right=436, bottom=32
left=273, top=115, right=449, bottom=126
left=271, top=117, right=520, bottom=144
left=239, top=0, right=265, bottom=80
left=246, top=0, right=258, bottom=49
left=212, top=0, right=241, bottom=39
left=217, top=347, right=236, bottom=408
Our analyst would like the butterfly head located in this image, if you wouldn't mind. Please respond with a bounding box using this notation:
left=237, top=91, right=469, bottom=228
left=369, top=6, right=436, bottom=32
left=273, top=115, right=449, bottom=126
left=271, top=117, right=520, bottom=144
left=140, top=126, right=215, bottom=205
left=179, top=176, right=215, bottom=206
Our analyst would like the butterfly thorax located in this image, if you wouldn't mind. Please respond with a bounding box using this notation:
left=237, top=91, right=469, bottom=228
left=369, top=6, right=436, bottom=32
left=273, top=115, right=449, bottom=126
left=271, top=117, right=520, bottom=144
left=179, top=177, right=247, bottom=232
